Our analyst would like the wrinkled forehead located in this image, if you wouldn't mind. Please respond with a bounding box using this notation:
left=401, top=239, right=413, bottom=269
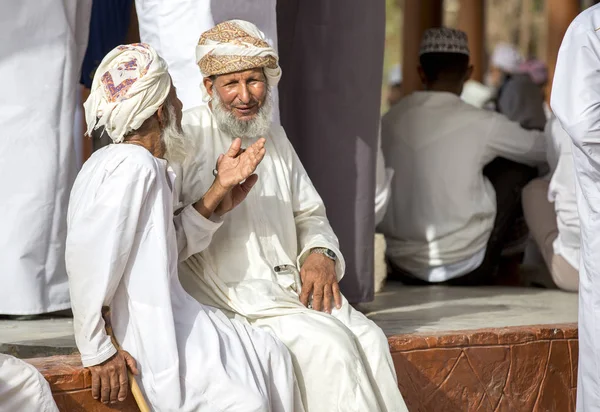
left=210, top=67, right=266, bottom=83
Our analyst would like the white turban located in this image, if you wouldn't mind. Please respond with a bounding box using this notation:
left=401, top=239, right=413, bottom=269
left=84, top=43, right=171, bottom=143
left=491, top=43, right=523, bottom=74
left=196, top=19, right=281, bottom=92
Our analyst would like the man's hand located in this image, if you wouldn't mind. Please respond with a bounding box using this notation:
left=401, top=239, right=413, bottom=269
left=214, top=174, right=258, bottom=216
left=88, top=350, right=139, bottom=404
left=299, top=253, right=342, bottom=313
left=215, top=137, right=266, bottom=190
left=193, top=137, right=266, bottom=218
left=213, top=137, right=266, bottom=215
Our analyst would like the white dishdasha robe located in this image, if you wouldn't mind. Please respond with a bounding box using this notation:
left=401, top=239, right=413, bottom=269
left=176, top=105, right=408, bottom=412
left=66, top=144, right=303, bottom=412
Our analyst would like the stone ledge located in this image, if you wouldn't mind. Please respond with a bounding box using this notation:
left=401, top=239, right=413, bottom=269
left=392, top=324, right=578, bottom=412
left=27, top=356, right=139, bottom=411
left=388, top=323, right=577, bottom=352
left=27, top=323, right=578, bottom=412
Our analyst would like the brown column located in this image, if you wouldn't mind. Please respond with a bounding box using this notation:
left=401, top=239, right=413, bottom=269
left=546, top=0, right=579, bottom=101
left=402, top=0, right=443, bottom=95
left=458, top=0, right=485, bottom=82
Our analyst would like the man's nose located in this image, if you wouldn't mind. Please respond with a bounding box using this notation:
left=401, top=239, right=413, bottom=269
left=237, top=83, right=251, bottom=104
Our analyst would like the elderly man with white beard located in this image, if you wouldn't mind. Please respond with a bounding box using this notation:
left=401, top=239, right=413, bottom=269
left=176, top=20, right=407, bottom=412
left=66, top=43, right=303, bottom=412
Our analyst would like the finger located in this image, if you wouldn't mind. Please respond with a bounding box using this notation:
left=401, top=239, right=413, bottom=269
left=124, top=352, right=139, bottom=375
left=216, top=154, right=224, bottom=167
left=91, top=371, right=101, bottom=400
left=323, top=285, right=333, bottom=314
left=312, top=285, right=324, bottom=312
left=255, top=147, right=266, bottom=164
left=251, top=137, right=266, bottom=150
left=299, top=281, right=313, bottom=308
left=332, top=282, right=343, bottom=309
left=117, top=363, right=129, bottom=402
left=240, top=174, right=259, bottom=194
left=100, top=373, right=111, bottom=404
left=225, top=138, right=242, bottom=157
left=109, top=369, right=120, bottom=404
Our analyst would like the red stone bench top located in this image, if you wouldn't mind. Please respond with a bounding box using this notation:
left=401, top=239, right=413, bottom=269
left=388, top=323, right=578, bottom=351
left=27, top=356, right=139, bottom=411
left=26, top=323, right=579, bottom=412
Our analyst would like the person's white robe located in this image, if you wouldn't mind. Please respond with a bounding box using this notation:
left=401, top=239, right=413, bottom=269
left=551, top=4, right=600, bottom=411
left=66, top=144, right=302, bottom=412
left=0, top=354, right=58, bottom=412
left=0, top=0, right=91, bottom=315
left=135, top=0, right=279, bottom=121
left=176, top=106, right=408, bottom=412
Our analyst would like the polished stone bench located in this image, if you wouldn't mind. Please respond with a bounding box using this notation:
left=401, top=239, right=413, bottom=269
left=4, top=285, right=579, bottom=412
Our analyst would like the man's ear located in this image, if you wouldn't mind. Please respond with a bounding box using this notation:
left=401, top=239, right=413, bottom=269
left=466, top=65, right=474, bottom=81
left=156, top=104, right=167, bottom=128
left=203, top=77, right=214, bottom=98
left=417, top=66, right=427, bottom=86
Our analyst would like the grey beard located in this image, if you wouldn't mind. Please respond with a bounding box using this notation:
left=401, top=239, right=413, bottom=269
left=211, top=87, right=272, bottom=139
left=163, top=102, right=193, bottom=164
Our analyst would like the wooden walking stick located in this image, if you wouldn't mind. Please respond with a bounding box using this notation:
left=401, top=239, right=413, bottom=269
left=102, top=307, right=151, bottom=412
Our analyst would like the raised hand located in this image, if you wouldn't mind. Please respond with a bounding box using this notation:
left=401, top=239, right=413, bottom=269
left=193, top=137, right=266, bottom=218
left=215, top=138, right=266, bottom=190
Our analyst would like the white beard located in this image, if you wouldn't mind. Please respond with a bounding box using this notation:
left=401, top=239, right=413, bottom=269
left=211, top=88, right=272, bottom=139
left=163, top=103, right=193, bottom=164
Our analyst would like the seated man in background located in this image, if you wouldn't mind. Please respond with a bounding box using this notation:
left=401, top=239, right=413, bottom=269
left=176, top=20, right=406, bottom=412
left=66, top=43, right=301, bottom=411
left=379, top=28, right=546, bottom=286
left=488, top=43, right=547, bottom=131
left=522, top=114, right=580, bottom=292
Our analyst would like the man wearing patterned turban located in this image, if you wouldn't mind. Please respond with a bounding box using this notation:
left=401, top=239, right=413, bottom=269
left=175, top=20, right=407, bottom=412
left=67, top=43, right=302, bottom=411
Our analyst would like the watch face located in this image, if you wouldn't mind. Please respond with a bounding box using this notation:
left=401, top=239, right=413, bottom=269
left=326, top=249, right=336, bottom=259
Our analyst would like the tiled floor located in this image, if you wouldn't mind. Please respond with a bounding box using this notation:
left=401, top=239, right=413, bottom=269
left=0, top=316, right=75, bottom=358
left=1, top=283, right=578, bottom=357
left=360, top=282, right=578, bottom=336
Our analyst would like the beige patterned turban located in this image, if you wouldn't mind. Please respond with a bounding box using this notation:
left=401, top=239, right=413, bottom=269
left=196, top=19, right=281, bottom=88
left=84, top=43, right=171, bottom=143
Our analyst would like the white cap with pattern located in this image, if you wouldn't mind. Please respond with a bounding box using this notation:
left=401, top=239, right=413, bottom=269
left=419, top=28, right=470, bottom=57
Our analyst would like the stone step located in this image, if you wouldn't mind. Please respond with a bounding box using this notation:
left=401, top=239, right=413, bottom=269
left=27, top=323, right=577, bottom=412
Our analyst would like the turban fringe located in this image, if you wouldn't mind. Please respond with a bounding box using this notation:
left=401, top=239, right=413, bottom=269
left=196, top=20, right=281, bottom=93
left=83, top=43, right=171, bottom=143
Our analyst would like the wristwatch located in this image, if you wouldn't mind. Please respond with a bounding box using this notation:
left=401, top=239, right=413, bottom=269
left=310, top=247, right=337, bottom=262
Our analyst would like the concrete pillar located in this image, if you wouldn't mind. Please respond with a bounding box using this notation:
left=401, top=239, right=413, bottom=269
left=546, top=0, right=579, bottom=101
left=457, top=0, right=485, bottom=82
left=402, top=0, right=443, bottom=95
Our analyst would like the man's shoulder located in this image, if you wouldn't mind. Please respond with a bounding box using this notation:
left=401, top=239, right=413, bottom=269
left=562, top=5, right=600, bottom=39
left=574, top=5, right=600, bottom=29
left=91, top=145, right=160, bottom=177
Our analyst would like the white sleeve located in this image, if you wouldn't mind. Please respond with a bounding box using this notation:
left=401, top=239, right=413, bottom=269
left=552, top=24, right=600, bottom=158
left=66, top=164, right=155, bottom=367
left=173, top=205, right=223, bottom=262
left=486, top=113, right=547, bottom=166
left=546, top=116, right=564, bottom=175
left=285, top=139, right=346, bottom=281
